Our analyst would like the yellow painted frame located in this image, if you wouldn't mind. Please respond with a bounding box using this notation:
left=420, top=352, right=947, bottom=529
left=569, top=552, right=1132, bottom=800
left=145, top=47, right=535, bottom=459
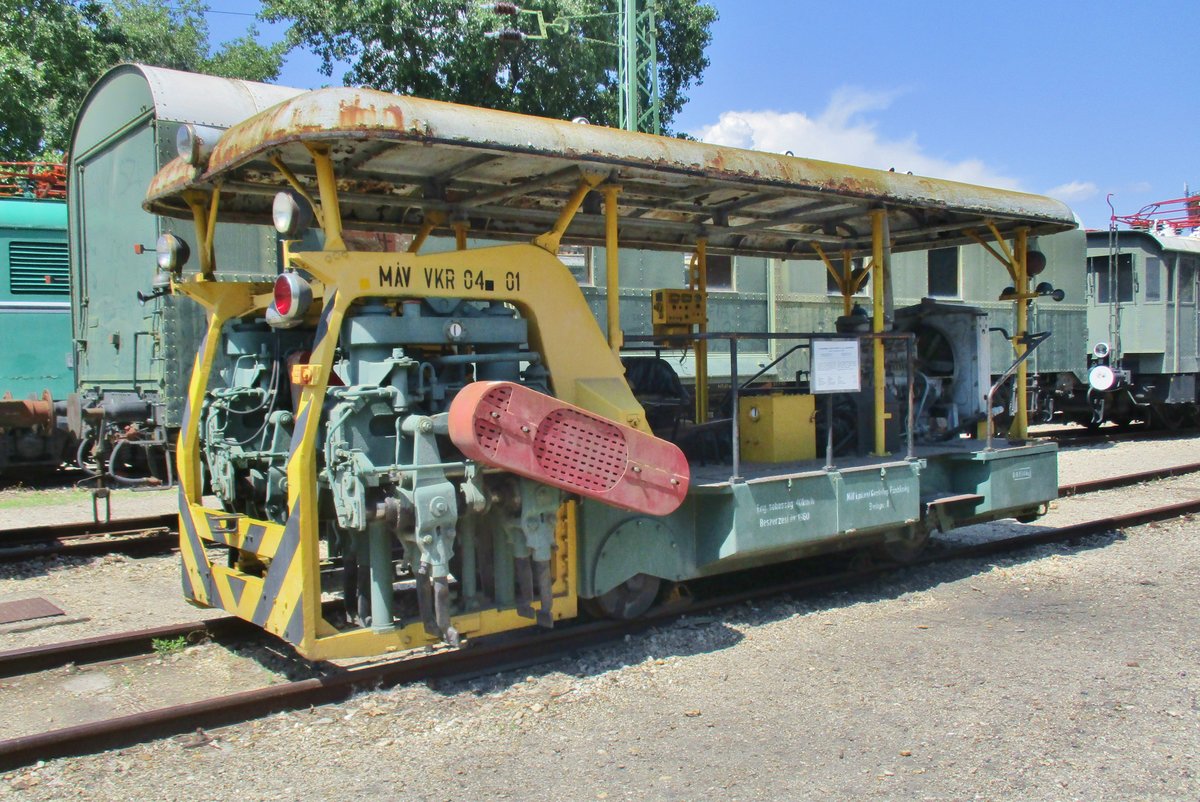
left=173, top=239, right=646, bottom=658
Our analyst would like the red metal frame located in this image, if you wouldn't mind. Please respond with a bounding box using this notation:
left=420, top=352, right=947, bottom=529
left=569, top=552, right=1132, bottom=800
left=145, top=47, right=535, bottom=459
left=0, top=162, right=67, bottom=200
left=1112, top=195, right=1200, bottom=232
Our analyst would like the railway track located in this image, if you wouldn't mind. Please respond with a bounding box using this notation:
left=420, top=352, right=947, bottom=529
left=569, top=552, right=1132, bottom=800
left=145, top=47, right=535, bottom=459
left=1, top=492, right=1199, bottom=770
left=0, top=513, right=176, bottom=561
left=3, top=462, right=1199, bottom=565
left=1034, top=424, right=1198, bottom=447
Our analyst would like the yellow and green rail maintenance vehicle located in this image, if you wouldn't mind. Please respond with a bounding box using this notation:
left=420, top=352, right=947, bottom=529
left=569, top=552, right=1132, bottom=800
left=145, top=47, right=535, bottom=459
left=143, top=87, right=1076, bottom=660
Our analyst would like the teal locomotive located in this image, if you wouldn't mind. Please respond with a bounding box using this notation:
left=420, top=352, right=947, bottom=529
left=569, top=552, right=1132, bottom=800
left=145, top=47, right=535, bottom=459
left=0, top=164, right=76, bottom=472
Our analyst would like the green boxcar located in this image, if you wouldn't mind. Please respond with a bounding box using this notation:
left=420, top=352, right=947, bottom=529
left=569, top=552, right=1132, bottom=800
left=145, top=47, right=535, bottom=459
left=66, top=64, right=300, bottom=476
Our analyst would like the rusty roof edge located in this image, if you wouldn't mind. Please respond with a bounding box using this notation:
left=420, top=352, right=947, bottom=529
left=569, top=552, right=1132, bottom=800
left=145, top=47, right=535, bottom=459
left=145, top=86, right=1077, bottom=233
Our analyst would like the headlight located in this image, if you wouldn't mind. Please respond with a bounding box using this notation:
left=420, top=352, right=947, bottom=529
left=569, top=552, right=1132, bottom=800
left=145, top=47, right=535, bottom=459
left=1093, top=342, right=1110, bottom=359
left=1088, top=364, right=1116, bottom=392
left=155, top=233, right=190, bottom=271
left=266, top=272, right=313, bottom=329
left=272, top=191, right=313, bottom=238
left=175, top=124, right=222, bottom=167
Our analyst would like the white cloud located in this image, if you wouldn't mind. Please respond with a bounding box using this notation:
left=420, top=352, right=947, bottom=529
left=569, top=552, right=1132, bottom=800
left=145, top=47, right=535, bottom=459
left=692, top=87, right=1021, bottom=190
left=1045, top=180, right=1098, bottom=202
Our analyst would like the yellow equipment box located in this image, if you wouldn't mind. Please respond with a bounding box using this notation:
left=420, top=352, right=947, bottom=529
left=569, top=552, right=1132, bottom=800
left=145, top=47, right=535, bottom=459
left=651, top=288, right=706, bottom=326
left=738, top=393, right=817, bottom=463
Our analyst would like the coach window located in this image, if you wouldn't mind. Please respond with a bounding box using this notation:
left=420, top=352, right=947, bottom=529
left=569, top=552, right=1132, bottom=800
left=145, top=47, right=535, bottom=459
left=927, top=247, right=960, bottom=299
left=558, top=244, right=593, bottom=285
left=1089, top=253, right=1133, bottom=303
left=1181, top=257, right=1197, bottom=305
left=705, top=254, right=735, bottom=291
left=1144, top=256, right=1162, bottom=302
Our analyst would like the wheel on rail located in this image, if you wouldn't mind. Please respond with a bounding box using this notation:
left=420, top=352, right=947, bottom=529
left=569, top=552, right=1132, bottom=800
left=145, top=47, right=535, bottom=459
left=581, top=574, right=662, bottom=620
left=1150, top=402, right=1190, bottom=431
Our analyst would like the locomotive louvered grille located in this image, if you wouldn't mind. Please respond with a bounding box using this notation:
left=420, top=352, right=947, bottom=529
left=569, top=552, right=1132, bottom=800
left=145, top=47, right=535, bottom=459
left=9, top=241, right=69, bottom=295
left=533, top=408, right=627, bottom=493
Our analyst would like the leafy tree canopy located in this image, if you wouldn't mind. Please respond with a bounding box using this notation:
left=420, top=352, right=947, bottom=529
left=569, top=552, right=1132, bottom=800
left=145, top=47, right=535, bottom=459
left=0, top=0, right=287, bottom=160
left=260, top=0, right=717, bottom=133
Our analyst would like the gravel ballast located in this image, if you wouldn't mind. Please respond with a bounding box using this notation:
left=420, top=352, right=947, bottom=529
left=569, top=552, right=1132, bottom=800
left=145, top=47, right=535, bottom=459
left=0, top=433, right=1198, bottom=799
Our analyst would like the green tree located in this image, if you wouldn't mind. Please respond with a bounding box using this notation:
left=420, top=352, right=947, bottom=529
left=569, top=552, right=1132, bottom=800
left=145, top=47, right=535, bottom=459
left=0, top=0, right=288, bottom=160
left=260, top=0, right=717, bottom=132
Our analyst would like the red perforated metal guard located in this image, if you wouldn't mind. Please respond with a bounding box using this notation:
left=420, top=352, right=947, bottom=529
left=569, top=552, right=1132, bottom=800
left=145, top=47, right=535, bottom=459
left=471, top=384, right=512, bottom=458
left=449, top=380, right=690, bottom=516
left=533, top=408, right=628, bottom=493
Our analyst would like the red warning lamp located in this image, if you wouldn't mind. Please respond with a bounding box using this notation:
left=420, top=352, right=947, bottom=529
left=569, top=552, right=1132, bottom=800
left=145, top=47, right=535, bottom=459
left=266, top=272, right=312, bottom=328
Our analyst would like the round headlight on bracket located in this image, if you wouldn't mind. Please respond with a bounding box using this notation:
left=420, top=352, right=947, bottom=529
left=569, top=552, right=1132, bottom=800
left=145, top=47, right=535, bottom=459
left=266, top=272, right=313, bottom=329
left=175, top=124, right=223, bottom=167
left=272, top=191, right=313, bottom=238
left=155, top=233, right=190, bottom=272
left=1093, top=342, right=1111, bottom=360
left=1088, top=364, right=1116, bottom=392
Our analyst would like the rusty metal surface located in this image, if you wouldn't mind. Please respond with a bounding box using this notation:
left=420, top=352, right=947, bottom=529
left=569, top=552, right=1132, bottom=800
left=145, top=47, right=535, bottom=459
left=145, top=86, right=1077, bottom=259
left=0, top=598, right=64, bottom=625
left=0, top=396, right=52, bottom=429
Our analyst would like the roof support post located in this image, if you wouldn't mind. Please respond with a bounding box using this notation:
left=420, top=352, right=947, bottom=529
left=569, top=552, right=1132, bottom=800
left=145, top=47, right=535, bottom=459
left=1009, top=226, right=1030, bottom=441
left=604, top=184, right=623, bottom=355
left=841, top=249, right=856, bottom=316
left=968, top=222, right=1034, bottom=441
left=408, top=211, right=446, bottom=254
left=691, top=237, right=709, bottom=422
left=452, top=219, right=469, bottom=251
left=305, top=144, right=345, bottom=251
left=532, top=171, right=605, bottom=253
left=870, top=209, right=890, bottom=456
left=182, top=189, right=218, bottom=277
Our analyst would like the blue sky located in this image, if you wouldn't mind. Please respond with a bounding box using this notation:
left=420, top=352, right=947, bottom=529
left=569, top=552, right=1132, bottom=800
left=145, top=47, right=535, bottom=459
left=209, top=0, right=1198, bottom=231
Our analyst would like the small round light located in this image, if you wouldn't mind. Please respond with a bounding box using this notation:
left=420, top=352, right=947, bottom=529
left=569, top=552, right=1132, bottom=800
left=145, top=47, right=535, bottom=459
left=748, top=406, right=761, bottom=421
left=175, top=124, right=221, bottom=166
left=272, top=191, right=312, bottom=238
left=1026, top=250, right=1047, bottom=276
left=155, top=233, right=190, bottom=271
left=274, top=278, right=293, bottom=316
left=1088, top=364, right=1116, bottom=392
left=1093, top=342, right=1110, bottom=359
left=266, top=273, right=313, bottom=329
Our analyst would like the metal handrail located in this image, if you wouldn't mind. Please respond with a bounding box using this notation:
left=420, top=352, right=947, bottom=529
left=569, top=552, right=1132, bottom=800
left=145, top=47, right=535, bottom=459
left=624, top=330, right=917, bottom=482
left=985, top=331, right=1050, bottom=451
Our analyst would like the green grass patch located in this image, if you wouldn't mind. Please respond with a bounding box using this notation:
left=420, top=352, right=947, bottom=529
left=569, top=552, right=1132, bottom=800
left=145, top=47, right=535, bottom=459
left=152, top=636, right=188, bottom=656
left=0, top=490, right=94, bottom=509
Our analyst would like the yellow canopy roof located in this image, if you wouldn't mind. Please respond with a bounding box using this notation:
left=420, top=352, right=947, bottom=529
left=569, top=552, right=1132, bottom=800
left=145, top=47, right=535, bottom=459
left=145, top=86, right=1076, bottom=258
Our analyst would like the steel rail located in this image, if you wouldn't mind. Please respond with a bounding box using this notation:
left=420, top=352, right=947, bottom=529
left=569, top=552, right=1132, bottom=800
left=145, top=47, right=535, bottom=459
left=2, top=495, right=1199, bottom=771
left=0, top=617, right=259, bottom=679
left=1058, top=461, right=1200, bottom=497
left=2, top=456, right=1192, bottom=677
left=0, top=513, right=176, bottom=548
left=0, top=527, right=176, bottom=561
left=5, top=458, right=1200, bottom=567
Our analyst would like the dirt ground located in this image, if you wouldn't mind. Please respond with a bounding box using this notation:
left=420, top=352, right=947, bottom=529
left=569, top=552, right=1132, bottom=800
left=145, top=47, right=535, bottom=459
left=0, top=435, right=1198, bottom=800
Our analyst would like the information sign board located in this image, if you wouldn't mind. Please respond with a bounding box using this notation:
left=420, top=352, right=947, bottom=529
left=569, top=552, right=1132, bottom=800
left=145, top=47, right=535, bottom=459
left=811, top=339, right=861, bottom=394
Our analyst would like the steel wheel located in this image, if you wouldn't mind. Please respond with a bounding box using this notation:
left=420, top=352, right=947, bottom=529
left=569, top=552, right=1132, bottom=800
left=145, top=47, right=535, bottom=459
left=582, top=574, right=662, bottom=620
